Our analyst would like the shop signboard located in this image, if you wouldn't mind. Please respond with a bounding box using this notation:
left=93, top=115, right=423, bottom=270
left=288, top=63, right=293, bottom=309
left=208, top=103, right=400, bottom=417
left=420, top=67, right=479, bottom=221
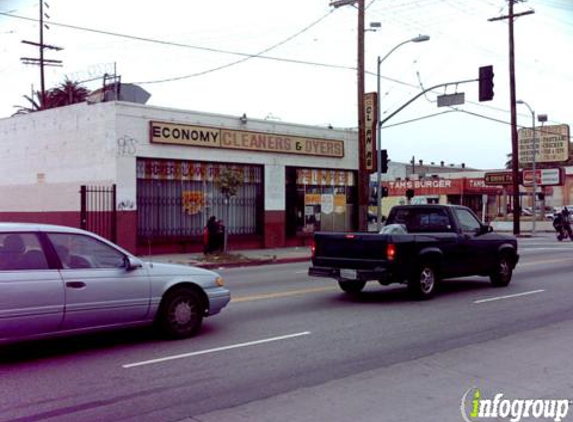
left=296, top=169, right=355, bottom=186
left=150, top=121, right=345, bottom=158
left=518, top=124, right=570, bottom=164
left=136, top=160, right=262, bottom=183
left=464, top=178, right=503, bottom=194
left=484, top=171, right=516, bottom=186
left=522, top=168, right=563, bottom=187
left=363, top=92, right=377, bottom=171
left=386, top=178, right=463, bottom=196
left=385, top=177, right=505, bottom=197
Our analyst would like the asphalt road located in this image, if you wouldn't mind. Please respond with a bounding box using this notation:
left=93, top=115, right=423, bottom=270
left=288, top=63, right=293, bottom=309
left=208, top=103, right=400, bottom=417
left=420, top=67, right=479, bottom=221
left=1, top=235, right=573, bottom=422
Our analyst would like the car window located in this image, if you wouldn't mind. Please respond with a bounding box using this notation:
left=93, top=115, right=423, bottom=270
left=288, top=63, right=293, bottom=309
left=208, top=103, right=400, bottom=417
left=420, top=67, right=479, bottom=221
left=390, top=208, right=452, bottom=233
left=0, top=232, right=49, bottom=271
left=454, top=209, right=482, bottom=232
left=47, top=233, right=126, bottom=269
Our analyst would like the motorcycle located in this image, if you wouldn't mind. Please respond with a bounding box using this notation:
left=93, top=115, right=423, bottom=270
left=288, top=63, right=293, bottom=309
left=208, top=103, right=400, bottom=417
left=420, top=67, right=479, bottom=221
left=552, top=211, right=573, bottom=241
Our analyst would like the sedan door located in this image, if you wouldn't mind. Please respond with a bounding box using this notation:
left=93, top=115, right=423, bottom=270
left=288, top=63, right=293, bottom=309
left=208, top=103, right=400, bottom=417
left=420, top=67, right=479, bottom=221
left=0, top=232, right=65, bottom=340
left=47, top=233, right=151, bottom=331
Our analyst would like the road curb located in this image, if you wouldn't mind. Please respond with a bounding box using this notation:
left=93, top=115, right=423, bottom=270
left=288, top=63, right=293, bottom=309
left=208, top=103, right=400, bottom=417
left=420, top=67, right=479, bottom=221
left=196, top=256, right=310, bottom=269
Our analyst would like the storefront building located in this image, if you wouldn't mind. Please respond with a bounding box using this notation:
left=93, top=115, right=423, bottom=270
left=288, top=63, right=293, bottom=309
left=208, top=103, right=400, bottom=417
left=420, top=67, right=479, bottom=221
left=0, top=101, right=358, bottom=254
left=378, top=168, right=573, bottom=222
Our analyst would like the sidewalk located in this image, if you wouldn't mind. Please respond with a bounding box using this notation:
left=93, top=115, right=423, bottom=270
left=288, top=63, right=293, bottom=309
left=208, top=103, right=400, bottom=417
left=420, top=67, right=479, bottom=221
left=138, top=246, right=312, bottom=269
left=137, top=224, right=556, bottom=270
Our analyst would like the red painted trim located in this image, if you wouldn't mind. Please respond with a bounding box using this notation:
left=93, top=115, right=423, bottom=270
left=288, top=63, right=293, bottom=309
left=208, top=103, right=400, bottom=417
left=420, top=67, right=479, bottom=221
left=0, top=211, right=81, bottom=228
left=135, top=235, right=264, bottom=256
left=264, top=210, right=286, bottom=248
left=0, top=211, right=138, bottom=254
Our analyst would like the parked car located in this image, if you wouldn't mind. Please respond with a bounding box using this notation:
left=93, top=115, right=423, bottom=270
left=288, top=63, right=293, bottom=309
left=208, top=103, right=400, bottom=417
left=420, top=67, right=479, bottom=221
left=521, top=206, right=556, bottom=220
left=0, top=223, right=231, bottom=344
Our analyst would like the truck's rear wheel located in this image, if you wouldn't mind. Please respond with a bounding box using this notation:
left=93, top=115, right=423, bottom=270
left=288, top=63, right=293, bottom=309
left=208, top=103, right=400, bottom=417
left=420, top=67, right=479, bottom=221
left=408, top=264, right=437, bottom=300
left=338, top=280, right=366, bottom=294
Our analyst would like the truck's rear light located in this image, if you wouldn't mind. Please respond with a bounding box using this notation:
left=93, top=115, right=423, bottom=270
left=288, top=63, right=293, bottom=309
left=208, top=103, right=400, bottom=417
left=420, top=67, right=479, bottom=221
left=311, top=239, right=316, bottom=258
left=386, top=243, right=396, bottom=261
left=345, top=234, right=356, bottom=239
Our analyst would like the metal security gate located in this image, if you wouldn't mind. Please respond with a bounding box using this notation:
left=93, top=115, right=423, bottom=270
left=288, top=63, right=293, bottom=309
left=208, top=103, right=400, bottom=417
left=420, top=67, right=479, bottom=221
left=80, top=185, right=117, bottom=242
left=136, top=159, right=263, bottom=243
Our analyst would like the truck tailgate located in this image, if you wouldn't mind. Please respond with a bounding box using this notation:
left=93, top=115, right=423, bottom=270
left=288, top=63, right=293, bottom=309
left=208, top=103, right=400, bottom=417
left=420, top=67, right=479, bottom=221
left=313, top=232, right=408, bottom=270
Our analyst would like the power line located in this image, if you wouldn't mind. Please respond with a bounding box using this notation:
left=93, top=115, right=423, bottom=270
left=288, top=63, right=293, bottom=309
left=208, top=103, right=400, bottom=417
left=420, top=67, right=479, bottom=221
left=134, top=9, right=336, bottom=84
left=0, top=11, right=356, bottom=80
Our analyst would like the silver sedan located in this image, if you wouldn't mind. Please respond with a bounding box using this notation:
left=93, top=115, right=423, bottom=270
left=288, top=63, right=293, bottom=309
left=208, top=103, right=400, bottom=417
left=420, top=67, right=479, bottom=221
left=0, top=223, right=230, bottom=344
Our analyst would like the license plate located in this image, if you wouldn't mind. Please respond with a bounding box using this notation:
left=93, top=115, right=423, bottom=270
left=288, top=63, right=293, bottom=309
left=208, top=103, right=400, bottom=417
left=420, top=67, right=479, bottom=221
left=340, top=269, right=357, bottom=280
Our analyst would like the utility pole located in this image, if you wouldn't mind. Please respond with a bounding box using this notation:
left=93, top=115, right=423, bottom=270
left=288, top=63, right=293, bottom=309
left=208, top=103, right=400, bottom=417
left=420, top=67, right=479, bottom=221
left=488, top=0, right=534, bottom=235
left=330, top=0, right=367, bottom=231
left=357, top=0, right=367, bottom=231
left=20, top=1, right=63, bottom=108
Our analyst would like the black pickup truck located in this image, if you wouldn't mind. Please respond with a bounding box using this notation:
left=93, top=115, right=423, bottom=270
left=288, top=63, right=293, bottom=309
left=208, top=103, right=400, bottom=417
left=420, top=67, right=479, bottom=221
left=308, top=204, right=519, bottom=299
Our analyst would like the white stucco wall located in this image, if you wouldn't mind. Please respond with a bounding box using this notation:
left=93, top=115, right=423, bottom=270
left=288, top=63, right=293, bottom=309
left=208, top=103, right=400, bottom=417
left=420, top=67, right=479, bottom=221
left=0, top=101, right=358, bottom=213
left=0, top=102, right=117, bottom=211
left=113, top=102, right=358, bottom=212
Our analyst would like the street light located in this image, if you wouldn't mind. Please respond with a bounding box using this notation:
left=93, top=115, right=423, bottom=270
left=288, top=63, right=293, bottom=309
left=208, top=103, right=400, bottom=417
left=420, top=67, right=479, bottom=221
left=516, top=99, right=538, bottom=235
left=376, top=34, right=430, bottom=231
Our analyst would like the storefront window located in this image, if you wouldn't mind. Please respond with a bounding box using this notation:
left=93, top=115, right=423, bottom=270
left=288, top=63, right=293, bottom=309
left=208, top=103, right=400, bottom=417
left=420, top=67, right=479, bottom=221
left=286, top=167, right=356, bottom=235
left=136, top=159, right=263, bottom=241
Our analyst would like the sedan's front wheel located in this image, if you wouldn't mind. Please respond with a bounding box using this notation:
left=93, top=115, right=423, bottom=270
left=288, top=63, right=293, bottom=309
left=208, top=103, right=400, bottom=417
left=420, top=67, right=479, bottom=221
left=158, top=287, right=204, bottom=339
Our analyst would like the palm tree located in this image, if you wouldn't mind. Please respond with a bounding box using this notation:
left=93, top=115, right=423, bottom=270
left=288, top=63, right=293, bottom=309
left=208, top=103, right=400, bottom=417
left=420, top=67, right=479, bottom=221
left=49, top=79, right=90, bottom=107
left=13, top=91, right=50, bottom=115
left=13, top=79, right=90, bottom=115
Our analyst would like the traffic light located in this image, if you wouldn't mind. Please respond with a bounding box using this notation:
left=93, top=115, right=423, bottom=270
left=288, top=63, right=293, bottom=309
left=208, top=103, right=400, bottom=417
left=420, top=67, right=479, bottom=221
left=406, top=189, right=415, bottom=200
left=381, top=186, right=389, bottom=197
left=478, top=65, right=494, bottom=102
left=381, top=149, right=388, bottom=173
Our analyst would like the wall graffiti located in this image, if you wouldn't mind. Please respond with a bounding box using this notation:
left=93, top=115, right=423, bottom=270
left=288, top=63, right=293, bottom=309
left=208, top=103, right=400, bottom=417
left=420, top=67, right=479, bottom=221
left=118, top=200, right=135, bottom=210
left=117, top=135, right=138, bottom=156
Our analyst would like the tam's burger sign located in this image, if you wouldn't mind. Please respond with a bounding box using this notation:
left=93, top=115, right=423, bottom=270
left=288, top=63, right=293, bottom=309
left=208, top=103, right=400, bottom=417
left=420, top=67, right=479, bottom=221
left=387, top=179, right=462, bottom=196
left=386, top=178, right=503, bottom=196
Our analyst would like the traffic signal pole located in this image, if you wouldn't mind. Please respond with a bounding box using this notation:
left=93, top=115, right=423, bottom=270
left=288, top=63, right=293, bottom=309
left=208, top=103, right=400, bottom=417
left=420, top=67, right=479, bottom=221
left=379, top=78, right=477, bottom=126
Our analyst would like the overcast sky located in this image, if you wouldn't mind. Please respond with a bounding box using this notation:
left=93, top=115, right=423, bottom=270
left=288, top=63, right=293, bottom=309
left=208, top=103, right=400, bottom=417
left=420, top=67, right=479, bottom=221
left=1, top=0, right=572, bottom=169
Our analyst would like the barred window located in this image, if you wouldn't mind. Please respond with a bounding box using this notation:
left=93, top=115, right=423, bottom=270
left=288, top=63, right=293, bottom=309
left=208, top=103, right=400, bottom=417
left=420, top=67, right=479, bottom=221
left=136, top=159, right=263, bottom=240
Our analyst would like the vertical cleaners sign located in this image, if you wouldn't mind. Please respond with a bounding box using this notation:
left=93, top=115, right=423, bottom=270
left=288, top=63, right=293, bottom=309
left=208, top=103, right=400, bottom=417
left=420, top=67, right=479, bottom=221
left=363, top=92, right=377, bottom=171
left=149, top=121, right=345, bottom=158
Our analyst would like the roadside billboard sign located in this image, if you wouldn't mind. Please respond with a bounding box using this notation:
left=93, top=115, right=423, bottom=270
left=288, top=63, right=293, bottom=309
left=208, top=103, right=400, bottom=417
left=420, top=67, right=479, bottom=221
left=518, top=124, right=570, bottom=164
left=484, top=171, right=517, bottom=186
left=522, top=168, right=563, bottom=187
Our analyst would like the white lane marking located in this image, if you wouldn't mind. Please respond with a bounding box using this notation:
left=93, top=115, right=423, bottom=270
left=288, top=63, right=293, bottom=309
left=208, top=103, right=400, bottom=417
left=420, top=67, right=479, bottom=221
left=122, top=331, right=311, bottom=369
left=520, top=247, right=573, bottom=252
left=474, top=289, right=545, bottom=304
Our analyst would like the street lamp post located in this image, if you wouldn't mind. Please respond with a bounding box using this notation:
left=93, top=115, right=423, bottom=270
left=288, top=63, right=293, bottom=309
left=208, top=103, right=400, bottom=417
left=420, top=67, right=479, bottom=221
left=517, top=100, right=537, bottom=234
left=376, top=35, right=430, bottom=231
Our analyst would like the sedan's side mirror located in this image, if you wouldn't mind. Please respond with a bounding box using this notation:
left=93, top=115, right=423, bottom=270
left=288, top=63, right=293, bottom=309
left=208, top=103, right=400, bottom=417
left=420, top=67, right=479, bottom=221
left=125, top=256, right=143, bottom=271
